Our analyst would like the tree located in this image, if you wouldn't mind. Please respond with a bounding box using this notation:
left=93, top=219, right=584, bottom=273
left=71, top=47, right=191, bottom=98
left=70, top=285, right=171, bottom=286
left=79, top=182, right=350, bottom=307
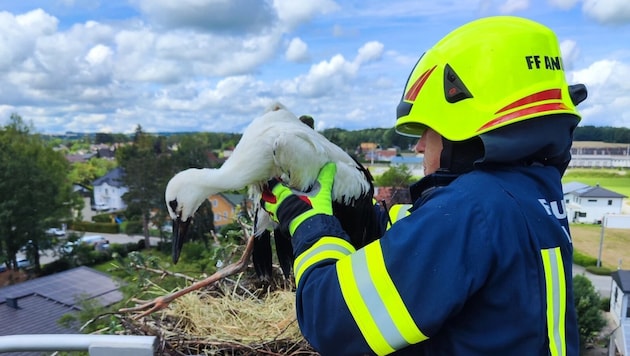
left=573, top=274, right=606, bottom=349
left=375, top=165, right=415, bottom=188
left=0, top=114, right=74, bottom=272
left=117, top=126, right=172, bottom=249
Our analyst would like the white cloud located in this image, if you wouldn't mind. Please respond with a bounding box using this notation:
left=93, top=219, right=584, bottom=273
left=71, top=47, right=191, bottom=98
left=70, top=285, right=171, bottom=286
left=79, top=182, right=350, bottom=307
left=85, top=44, right=113, bottom=66
left=547, top=0, right=580, bottom=10
left=285, top=37, right=309, bottom=62
left=355, top=41, right=384, bottom=65
left=570, top=59, right=630, bottom=126
left=133, top=0, right=276, bottom=33
left=273, top=0, right=340, bottom=29
left=498, top=0, right=530, bottom=13
left=582, top=0, right=630, bottom=24
left=560, top=39, right=579, bottom=70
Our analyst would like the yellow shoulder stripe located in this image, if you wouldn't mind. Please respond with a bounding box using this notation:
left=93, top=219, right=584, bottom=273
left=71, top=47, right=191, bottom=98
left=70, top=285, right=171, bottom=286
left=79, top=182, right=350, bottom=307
left=337, top=240, right=427, bottom=355
left=293, top=237, right=355, bottom=286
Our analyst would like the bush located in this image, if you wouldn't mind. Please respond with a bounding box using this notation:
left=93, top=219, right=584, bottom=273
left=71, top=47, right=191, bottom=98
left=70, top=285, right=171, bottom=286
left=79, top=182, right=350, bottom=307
left=40, top=259, right=72, bottom=276
left=599, top=297, right=610, bottom=312
left=573, top=251, right=598, bottom=267
left=124, top=220, right=143, bottom=235
left=109, top=242, right=141, bottom=259
left=92, top=213, right=114, bottom=223
left=573, top=274, right=606, bottom=349
left=71, top=221, right=119, bottom=234
left=585, top=266, right=612, bottom=275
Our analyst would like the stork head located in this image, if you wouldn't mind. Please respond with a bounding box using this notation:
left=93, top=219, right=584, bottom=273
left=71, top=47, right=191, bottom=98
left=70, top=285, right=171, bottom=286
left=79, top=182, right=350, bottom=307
left=165, top=169, right=211, bottom=264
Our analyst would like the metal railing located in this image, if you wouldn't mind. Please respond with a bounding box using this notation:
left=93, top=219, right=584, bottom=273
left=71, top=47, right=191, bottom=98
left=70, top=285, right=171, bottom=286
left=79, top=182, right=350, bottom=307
left=0, top=334, right=156, bottom=355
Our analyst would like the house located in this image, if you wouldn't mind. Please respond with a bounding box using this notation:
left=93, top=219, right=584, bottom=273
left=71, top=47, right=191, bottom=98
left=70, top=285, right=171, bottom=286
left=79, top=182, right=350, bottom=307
left=390, top=156, right=423, bottom=170
left=365, top=148, right=398, bottom=162
left=92, top=167, right=128, bottom=212
left=608, top=269, right=630, bottom=356
left=569, top=141, right=630, bottom=168
left=562, top=182, right=627, bottom=224
left=0, top=266, right=123, bottom=338
left=208, top=193, right=250, bottom=230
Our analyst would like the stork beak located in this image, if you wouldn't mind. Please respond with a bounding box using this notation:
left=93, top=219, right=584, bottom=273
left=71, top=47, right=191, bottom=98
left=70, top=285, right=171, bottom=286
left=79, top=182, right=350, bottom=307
left=172, top=217, right=190, bottom=264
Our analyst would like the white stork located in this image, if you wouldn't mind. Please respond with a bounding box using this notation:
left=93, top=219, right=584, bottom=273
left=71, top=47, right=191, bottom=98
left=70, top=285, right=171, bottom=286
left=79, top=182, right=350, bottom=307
left=165, top=102, right=378, bottom=274
left=120, top=102, right=380, bottom=317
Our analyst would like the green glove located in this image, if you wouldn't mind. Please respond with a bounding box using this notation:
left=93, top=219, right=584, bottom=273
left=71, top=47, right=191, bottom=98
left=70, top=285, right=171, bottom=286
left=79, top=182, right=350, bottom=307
left=261, top=162, right=336, bottom=235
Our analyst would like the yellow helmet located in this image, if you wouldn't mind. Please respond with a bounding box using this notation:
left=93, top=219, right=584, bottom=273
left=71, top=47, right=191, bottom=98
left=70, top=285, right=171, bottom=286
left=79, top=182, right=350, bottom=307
left=396, top=16, right=581, bottom=141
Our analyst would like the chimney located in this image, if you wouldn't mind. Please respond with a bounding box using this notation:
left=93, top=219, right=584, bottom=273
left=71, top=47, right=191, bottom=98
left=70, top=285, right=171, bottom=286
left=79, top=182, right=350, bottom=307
left=6, top=297, right=19, bottom=309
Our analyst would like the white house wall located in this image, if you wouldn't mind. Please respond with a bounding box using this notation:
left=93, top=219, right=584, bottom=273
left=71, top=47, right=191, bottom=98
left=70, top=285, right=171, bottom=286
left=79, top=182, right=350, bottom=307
left=566, top=194, right=625, bottom=224
left=611, top=283, right=625, bottom=326
left=93, top=183, right=128, bottom=211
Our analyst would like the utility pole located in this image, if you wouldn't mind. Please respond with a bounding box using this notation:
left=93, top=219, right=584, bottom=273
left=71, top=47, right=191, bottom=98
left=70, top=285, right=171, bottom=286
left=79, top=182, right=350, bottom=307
left=597, top=214, right=607, bottom=268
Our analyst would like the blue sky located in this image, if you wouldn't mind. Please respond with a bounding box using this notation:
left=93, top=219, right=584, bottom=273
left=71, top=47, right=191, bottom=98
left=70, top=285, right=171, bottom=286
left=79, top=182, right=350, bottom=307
left=0, top=0, right=629, bottom=134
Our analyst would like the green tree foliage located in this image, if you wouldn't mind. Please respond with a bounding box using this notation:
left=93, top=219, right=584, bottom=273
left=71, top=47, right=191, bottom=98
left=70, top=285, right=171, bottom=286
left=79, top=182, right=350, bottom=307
left=171, top=133, right=218, bottom=170
left=574, top=126, right=630, bottom=143
left=68, top=157, right=118, bottom=187
left=573, top=274, right=606, bottom=349
left=117, top=125, right=173, bottom=248
left=321, top=127, right=417, bottom=154
left=374, top=165, right=415, bottom=187
left=0, top=114, right=75, bottom=272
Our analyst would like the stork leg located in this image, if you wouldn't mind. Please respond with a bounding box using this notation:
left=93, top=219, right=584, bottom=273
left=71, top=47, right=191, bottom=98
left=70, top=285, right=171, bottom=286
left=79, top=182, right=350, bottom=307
left=252, top=229, right=273, bottom=280
left=274, top=228, right=294, bottom=279
left=119, top=222, right=256, bottom=319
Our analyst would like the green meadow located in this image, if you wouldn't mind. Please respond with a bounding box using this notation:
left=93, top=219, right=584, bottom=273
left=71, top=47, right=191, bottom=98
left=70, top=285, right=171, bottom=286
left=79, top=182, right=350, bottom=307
left=562, top=168, right=630, bottom=198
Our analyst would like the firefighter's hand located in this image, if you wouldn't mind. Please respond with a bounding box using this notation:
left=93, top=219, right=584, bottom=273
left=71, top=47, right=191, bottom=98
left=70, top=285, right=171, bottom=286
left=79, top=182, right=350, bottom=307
left=261, top=162, right=336, bottom=235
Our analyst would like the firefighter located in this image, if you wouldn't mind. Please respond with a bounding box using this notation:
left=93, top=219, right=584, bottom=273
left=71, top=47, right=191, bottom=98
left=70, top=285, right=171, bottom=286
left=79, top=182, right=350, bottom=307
left=263, top=16, right=585, bottom=355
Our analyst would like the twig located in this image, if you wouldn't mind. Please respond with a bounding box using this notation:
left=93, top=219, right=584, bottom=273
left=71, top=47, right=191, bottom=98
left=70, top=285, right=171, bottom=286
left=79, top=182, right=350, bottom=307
left=128, top=263, right=197, bottom=283
left=118, top=220, right=256, bottom=319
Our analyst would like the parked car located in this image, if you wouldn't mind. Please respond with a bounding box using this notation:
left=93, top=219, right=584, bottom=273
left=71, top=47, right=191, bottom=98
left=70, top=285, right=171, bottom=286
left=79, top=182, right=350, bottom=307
left=0, top=263, right=6, bottom=273
left=62, top=235, right=110, bottom=253
left=17, top=258, right=31, bottom=269
left=46, top=228, right=66, bottom=236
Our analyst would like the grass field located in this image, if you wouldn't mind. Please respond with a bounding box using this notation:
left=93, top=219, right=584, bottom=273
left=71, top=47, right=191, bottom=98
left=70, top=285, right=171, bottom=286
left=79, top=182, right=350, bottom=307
left=570, top=224, right=630, bottom=269
left=562, top=169, right=630, bottom=269
left=563, top=168, right=630, bottom=198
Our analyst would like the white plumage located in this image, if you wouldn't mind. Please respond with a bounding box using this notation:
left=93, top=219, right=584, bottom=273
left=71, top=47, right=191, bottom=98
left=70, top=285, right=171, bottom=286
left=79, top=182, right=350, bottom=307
left=165, top=102, right=377, bottom=265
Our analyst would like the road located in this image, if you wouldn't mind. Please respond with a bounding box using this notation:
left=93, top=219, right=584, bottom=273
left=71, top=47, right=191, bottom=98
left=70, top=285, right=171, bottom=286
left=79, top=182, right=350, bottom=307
left=28, top=232, right=163, bottom=266
left=572, top=264, right=612, bottom=297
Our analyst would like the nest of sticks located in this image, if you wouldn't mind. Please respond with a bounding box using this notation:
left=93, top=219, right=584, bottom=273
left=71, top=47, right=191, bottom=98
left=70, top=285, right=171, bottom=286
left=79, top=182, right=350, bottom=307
left=117, top=275, right=317, bottom=355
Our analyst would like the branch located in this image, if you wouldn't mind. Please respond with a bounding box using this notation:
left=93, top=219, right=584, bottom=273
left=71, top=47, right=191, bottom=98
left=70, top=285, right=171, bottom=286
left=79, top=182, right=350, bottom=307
left=118, top=220, right=255, bottom=319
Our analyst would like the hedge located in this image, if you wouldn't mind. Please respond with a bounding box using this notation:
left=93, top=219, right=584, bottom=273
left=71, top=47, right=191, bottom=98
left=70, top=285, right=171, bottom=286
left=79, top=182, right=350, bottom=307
left=70, top=221, right=119, bottom=234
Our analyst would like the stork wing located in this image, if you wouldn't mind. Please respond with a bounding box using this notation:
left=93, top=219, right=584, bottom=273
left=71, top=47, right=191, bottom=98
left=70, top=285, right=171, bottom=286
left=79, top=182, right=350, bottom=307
left=272, top=130, right=329, bottom=192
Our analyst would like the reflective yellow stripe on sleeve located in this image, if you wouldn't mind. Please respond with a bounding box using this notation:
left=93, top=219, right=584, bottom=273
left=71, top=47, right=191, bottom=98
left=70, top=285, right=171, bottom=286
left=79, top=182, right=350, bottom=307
left=293, top=237, right=356, bottom=287
left=337, top=240, right=427, bottom=355
left=541, top=247, right=567, bottom=356
left=387, top=204, right=413, bottom=230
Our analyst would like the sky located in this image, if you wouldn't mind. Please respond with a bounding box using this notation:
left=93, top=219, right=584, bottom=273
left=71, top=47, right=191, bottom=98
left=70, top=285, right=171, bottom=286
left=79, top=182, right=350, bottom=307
left=0, top=0, right=629, bottom=135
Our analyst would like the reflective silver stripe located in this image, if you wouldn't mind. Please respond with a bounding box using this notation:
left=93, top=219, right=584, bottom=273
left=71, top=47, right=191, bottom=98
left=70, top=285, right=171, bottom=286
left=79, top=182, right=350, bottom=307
left=352, top=248, right=408, bottom=349
left=387, top=204, right=412, bottom=229
left=293, top=237, right=355, bottom=286
left=541, top=247, right=567, bottom=356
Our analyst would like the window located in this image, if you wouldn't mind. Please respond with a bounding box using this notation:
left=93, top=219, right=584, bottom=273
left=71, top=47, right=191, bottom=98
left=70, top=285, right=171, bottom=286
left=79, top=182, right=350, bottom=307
left=212, top=199, right=218, bottom=207
left=578, top=212, right=587, bottom=218
left=608, top=200, right=613, bottom=206
left=587, top=199, right=597, bottom=203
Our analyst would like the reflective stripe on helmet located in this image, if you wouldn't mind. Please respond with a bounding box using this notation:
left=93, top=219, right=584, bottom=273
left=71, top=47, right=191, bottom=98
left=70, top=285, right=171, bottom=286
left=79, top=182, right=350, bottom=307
left=293, top=236, right=355, bottom=287
left=337, top=240, right=427, bottom=355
